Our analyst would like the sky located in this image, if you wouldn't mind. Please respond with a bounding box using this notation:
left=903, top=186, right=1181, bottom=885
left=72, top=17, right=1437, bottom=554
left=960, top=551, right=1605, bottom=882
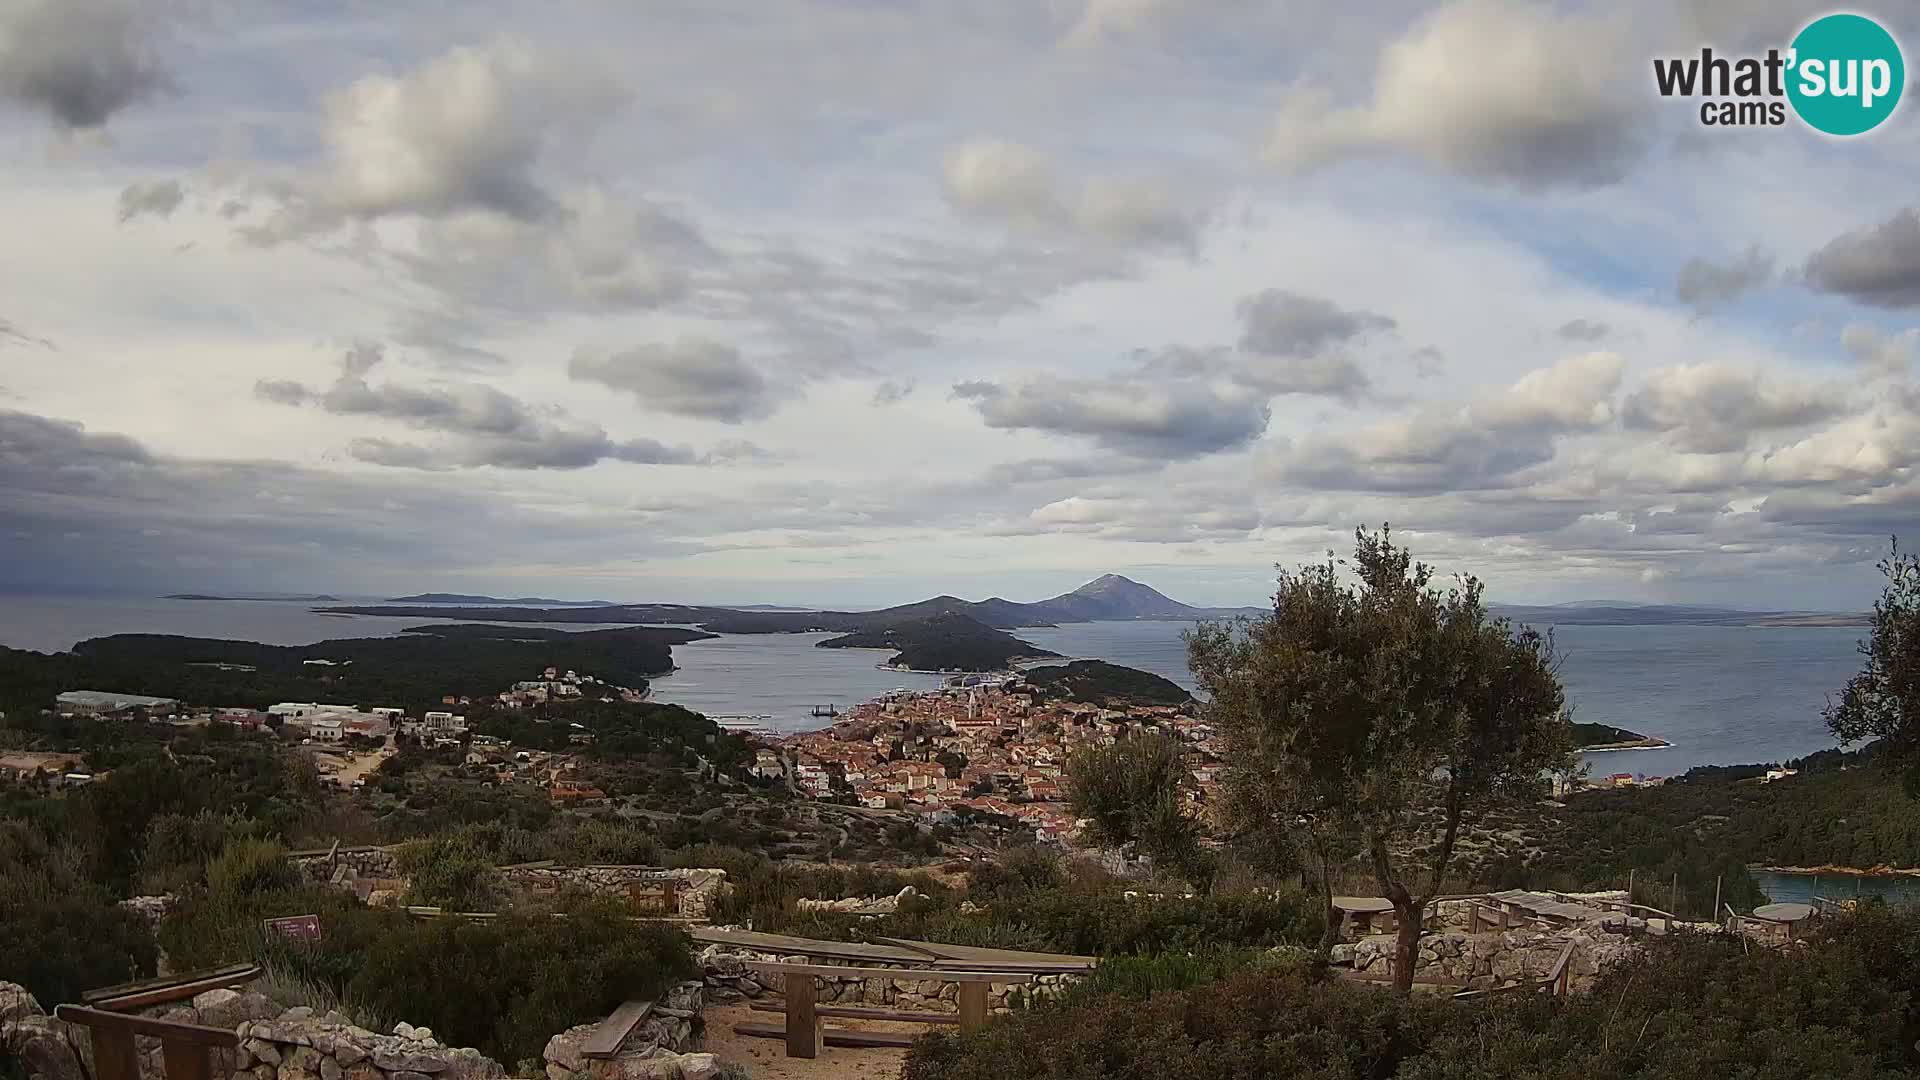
left=2, top=0, right=1920, bottom=610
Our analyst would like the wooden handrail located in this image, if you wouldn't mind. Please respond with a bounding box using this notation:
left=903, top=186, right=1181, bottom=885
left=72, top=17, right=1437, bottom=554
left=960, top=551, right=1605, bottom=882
left=56, top=1004, right=239, bottom=1080
left=83, top=963, right=260, bottom=1009
left=55, top=1006, right=240, bottom=1047
left=742, top=962, right=1035, bottom=983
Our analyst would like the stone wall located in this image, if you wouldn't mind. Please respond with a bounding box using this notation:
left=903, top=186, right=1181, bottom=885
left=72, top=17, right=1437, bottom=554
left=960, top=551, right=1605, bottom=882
left=0, top=985, right=503, bottom=1080
left=695, top=942, right=1078, bottom=1015
left=288, top=848, right=728, bottom=922
left=1333, top=927, right=1640, bottom=992
left=541, top=983, right=718, bottom=1080
left=496, top=866, right=727, bottom=922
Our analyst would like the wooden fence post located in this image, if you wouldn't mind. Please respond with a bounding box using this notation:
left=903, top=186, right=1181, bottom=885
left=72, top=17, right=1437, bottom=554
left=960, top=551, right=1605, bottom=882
left=784, top=973, right=819, bottom=1059
left=957, top=983, right=989, bottom=1032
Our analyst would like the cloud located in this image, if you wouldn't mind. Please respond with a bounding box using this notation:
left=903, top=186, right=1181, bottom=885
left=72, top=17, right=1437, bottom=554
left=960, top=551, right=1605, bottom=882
left=1622, top=362, right=1850, bottom=453
left=117, top=179, right=185, bottom=223
left=872, top=379, right=916, bottom=406
left=568, top=339, right=779, bottom=423
left=953, top=375, right=1270, bottom=458
left=253, top=343, right=729, bottom=471
left=942, top=137, right=1199, bottom=250
left=346, top=430, right=703, bottom=471
left=1841, top=323, right=1918, bottom=382
left=1237, top=289, right=1395, bottom=357
left=1261, top=353, right=1624, bottom=493
left=1467, top=352, right=1624, bottom=432
left=0, top=0, right=170, bottom=130
left=1675, top=245, right=1774, bottom=312
left=1262, top=0, right=1647, bottom=189
left=1804, top=208, right=1920, bottom=309
left=0, top=316, right=56, bottom=351
left=259, top=38, right=626, bottom=235
left=1557, top=319, right=1610, bottom=342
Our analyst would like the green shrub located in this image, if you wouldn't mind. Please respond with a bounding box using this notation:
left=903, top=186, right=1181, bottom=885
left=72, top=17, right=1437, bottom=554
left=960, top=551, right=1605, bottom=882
left=1045, top=946, right=1272, bottom=1009
left=0, top=822, right=156, bottom=1005
left=345, top=898, right=694, bottom=1063
left=398, top=834, right=502, bottom=910
left=207, top=838, right=299, bottom=900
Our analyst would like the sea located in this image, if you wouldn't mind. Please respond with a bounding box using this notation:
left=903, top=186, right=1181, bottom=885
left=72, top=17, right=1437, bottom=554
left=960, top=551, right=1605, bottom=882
left=0, top=593, right=1889, bottom=902
left=0, top=594, right=1866, bottom=774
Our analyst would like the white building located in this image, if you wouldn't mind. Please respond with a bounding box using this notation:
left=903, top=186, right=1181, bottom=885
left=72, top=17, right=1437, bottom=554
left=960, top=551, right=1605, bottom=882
left=308, top=719, right=345, bottom=742
left=422, top=711, right=468, bottom=733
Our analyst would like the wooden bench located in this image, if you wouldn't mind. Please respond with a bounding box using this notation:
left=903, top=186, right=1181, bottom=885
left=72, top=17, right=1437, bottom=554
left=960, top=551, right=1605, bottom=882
left=55, top=1005, right=239, bottom=1080
left=738, top=962, right=1036, bottom=1059
left=83, top=963, right=262, bottom=1012
left=578, top=1000, right=655, bottom=1060
left=748, top=1001, right=960, bottom=1024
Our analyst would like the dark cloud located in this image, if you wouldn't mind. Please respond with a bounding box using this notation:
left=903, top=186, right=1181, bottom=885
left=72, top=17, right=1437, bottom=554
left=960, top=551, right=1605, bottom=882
left=117, top=179, right=185, bottom=223
left=1675, top=245, right=1774, bottom=311
left=1557, top=319, right=1609, bottom=341
left=0, top=408, right=711, bottom=594
left=952, top=375, right=1270, bottom=459
left=1804, top=208, right=1920, bottom=309
left=568, top=339, right=779, bottom=423
left=346, top=431, right=704, bottom=471
left=0, top=0, right=170, bottom=129
left=1237, top=289, right=1395, bottom=358
left=256, top=343, right=541, bottom=438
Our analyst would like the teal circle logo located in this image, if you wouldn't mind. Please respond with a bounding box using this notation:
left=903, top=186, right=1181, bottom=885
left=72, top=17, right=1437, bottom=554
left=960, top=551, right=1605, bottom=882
left=1787, top=13, right=1905, bottom=136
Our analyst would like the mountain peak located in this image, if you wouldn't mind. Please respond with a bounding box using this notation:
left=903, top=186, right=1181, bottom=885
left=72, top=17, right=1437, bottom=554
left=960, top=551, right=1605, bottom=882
left=1045, top=574, right=1196, bottom=618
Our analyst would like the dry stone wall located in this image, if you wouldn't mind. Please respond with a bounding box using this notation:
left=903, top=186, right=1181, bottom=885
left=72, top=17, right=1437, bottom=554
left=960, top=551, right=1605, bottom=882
left=1333, top=927, right=1640, bottom=992
left=540, top=983, right=717, bottom=1080
left=695, top=942, right=1078, bottom=1014
left=287, top=848, right=727, bottom=921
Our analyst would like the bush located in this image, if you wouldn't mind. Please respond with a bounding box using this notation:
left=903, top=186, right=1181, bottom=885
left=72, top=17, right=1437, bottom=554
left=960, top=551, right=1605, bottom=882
left=906, top=906, right=1920, bottom=1080
left=345, top=898, right=695, bottom=1063
left=0, top=821, right=157, bottom=1005
left=207, top=838, right=299, bottom=900
left=398, top=835, right=502, bottom=910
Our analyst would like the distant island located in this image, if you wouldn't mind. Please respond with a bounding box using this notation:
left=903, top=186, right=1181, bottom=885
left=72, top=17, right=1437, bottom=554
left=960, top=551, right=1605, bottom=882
left=1021, top=659, right=1192, bottom=707
left=167, top=593, right=341, bottom=602
left=1574, top=721, right=1672, bottom=751
left=1492, top=602, right=1868, bottom=629
left=818, top=612, right=1061, bottom=672
left=386, top=593, right=617, bottom=606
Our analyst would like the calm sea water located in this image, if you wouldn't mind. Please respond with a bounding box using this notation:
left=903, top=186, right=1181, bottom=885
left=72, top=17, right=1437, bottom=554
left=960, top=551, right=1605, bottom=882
left=0, top=596, right=1868, bottom=772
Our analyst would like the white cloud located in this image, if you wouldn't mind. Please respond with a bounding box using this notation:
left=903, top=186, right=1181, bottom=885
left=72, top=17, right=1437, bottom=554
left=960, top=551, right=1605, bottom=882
left=943, top=137, right=1199, bottom=250
left=1263, top=0, right=1648, bottom=188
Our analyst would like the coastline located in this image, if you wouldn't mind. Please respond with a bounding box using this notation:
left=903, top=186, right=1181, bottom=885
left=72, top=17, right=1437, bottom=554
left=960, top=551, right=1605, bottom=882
left=1580, top=738, right=1674, bottom=753
left=1758, top=863, right=1920, bottom=878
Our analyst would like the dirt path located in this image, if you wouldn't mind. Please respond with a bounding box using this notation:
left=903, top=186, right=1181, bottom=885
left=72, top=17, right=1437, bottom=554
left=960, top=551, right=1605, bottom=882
left=702, top=1004, right=917, bottom=1080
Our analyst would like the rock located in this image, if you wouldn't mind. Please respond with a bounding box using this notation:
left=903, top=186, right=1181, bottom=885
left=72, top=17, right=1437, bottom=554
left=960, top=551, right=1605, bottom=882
left=235, top=1042, right=256, bottom=1070
left=320, top=1058, right=343, bottom=1080
left=390, top=1071, right=433, bottom=1080
left=0, top=982, right=44, bottom=1024
left=544, top=1027, right=591, bottom=1072
left=275, top=1065, right=317, bottom=1080
left=246, top=1039, right=283, bottom=1065
left=393, top=1022, right=418, bottom=1039
left=546, top=1066, right=575, bottom=1080
left=253, top=1066, right=277, bottom=1080
left=413, top=1028, right=435, bottom=1043
left=372, top=1050, right=450, bottom=1073
left=6, top=1017, right=87, bottom=1080
left=281, top=1008, right=315, bottom=1022
left=281, top=1045, right=321, bottom=1073
left=332, top=1040, right=368, bottom=1067
left=673, top=1054, right=722, bottom=1080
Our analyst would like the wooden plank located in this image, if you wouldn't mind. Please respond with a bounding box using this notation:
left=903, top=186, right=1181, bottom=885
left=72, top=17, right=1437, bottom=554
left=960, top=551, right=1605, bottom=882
left=83, top=963, right=258, bottom=1005
left=85, top=966, right=262, bottom=1012
left=733, top=1023, right=917, bottom=1050
left=749, top=1002, right=960, bottom=1025
left=784, top=975, right=817, bottom=1060
left=90, top=1024, right=140, bottom=1080
left=161, top=1039, right=214, bottom=1080
left=578, top=1001, right=654, bottom=1060
left=926, top=959, right=1093, bottom=974
left=956, top=983, right=988, bottom=1032
left=874, top=939, right=1099, bottom=967
left=53, top=1006, right=240, bottom=1048
left=691, top=928, right=934, bottom=965
left=743, top=962, right=1034, bottom=984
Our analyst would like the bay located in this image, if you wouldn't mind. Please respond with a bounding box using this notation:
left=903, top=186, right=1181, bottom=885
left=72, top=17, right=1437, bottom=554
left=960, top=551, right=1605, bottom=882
left=0, top=595, right=1869, bottom=773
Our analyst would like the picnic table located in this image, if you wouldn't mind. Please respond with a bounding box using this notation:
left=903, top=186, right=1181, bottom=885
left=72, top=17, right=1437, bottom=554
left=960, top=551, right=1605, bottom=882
left=1331, top=896, right=1397, bottom=936
left=1749, top=902, right=1816, bottom=941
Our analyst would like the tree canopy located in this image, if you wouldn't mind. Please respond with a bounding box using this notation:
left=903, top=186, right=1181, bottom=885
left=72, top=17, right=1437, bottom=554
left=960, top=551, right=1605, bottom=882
left=1827, top=538, right=1920, bottom=791
left=1064, top=732, right=1209, bottom=888
left=1188, top=525, right=1573, bottom=991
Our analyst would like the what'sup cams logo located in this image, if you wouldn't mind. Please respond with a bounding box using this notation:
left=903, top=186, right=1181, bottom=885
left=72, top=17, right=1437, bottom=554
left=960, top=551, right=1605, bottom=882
left=1654, top=12, right=1904, bottom=135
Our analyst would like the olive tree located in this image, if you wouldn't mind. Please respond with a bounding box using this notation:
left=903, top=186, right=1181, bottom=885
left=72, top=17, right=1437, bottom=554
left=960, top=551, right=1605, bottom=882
left=1827, top=538, right=1920, bottom=790
left=1064, top=732, right=1211, bottom=889
left=1188, top=526, right=1573, bottom=992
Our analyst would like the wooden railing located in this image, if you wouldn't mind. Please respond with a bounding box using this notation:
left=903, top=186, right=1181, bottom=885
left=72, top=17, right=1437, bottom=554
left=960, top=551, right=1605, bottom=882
left=1452, top=939, right=1578, bottom=1001
left=54, top=1005, right=238, bottom=1080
